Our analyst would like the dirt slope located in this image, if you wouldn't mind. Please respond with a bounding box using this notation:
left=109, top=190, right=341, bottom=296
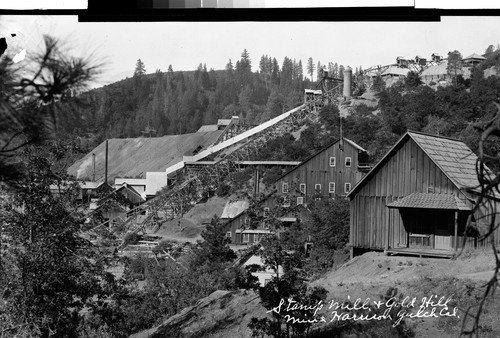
left=130, top=290, right=266, bottom=338
left=132, top=250, right=499, bottom=338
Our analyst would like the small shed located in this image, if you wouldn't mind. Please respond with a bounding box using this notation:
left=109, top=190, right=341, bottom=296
left=348, top=131, right=500, bottom=258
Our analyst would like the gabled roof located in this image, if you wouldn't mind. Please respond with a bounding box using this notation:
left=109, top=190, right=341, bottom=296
left=348, top=131, right=485, bottom=199
left=221, top=200, right=250, bottom=219
left=225, top=191, right=277, bottom=223
left=114, top=178, right=147, bottom=186
left=114, top=184, right=144, bottom=201
left=381, top=66, right=410, bottom=77
left=464, top=53, right=486, bottom=61
left=276, top=137, right=367, bottom=182
left=387, top=192, right=471, bottom=210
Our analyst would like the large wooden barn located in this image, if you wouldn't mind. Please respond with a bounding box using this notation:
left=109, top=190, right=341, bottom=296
left=347, top=131, right=500, bottom=258
left=225, top=137, right=371, bottom=245
left=275, top=137, right=370, bottom=206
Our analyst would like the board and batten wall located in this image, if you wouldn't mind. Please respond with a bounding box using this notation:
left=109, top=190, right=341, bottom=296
left=276, top=140, right=365, bottom=205
left=350, top=137, right=471, bottom=251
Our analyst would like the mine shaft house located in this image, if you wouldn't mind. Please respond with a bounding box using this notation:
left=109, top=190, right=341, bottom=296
left=348, top=131, right=500, bottom=258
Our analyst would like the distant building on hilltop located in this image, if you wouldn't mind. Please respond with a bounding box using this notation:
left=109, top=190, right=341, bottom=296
left=463, top=53, right=486, bottom=67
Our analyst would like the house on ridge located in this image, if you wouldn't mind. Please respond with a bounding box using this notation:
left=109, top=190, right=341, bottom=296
left=347, top=131, right=500, bottom=259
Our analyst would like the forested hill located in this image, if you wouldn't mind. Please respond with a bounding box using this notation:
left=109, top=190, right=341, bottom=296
left=56, top=51, right=354, bottom=147
left=56, top=47, right=500, bottom=169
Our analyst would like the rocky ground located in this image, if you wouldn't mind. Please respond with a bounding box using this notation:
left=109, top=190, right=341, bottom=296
left=131, top=249, right=500, bottom=338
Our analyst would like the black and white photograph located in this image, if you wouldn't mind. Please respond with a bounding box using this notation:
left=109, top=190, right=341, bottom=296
left=2, top=6, right=500, bottom=338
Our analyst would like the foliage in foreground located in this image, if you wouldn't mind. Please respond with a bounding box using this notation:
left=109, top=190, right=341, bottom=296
left=0, top=146, right=114, bottom=337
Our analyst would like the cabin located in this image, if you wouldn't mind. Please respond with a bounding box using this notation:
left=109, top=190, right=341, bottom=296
left=275, top=137, right=370, bottom=207
left=348, top=131, right=500, bottom=258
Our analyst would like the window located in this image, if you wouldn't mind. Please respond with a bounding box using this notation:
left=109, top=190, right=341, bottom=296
left=243, top=233, right=250, bottom=242
left=315, top=184, right=321, bottom=193
left=329, top=182, right=335, bottom=193
left=329, top=157, right=336, bottom=167
left=297, top=196, right=304, bottom=205
left=299, top=183, right=306, bottom=194
left=283, top=197, right=291, bottom=208
left=263, top=207, right=270, bottom=217
left=345, top=157, right=351, bottom=167
left=282, top=182, right=289, bottom=194
left=244, top=218, right=250, bottom=225
left=345, top=182, right=351, bottom=193
left=226, top=232, right=232, bottom=239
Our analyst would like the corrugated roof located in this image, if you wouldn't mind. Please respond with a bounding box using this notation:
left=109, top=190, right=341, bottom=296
left=421, top=61, right=448, bottom=76
left=381, top=66, right=410, bottom=77
left=114, top=178, right=147, bottom=186
left=221, top=200, right=249, bottom=219
left=68, top=131, right=223, bottom=180
left=197, top=125, right=219, bottom=132
left=387, top=193, right=471, bottom=210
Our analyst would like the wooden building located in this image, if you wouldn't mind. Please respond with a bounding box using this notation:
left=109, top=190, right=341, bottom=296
left=93, top=184, right=145, bottom=226
left=225, top=137, right=371, bottom=245
left=275, top=137, right=370, bottom=208
left=225, top=196, right=307, bottom=245
left=348, top=131, right=500, bottom=258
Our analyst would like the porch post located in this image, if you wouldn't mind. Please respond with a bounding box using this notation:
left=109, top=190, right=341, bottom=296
left=385, top=208, right=390, bottom=252
left=454, top=211, right=458, bottom=252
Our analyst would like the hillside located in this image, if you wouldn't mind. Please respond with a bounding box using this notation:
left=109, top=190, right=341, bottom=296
left=132, top=250, right=500, bottom=338
left=56, top=54, right=319, bottom=150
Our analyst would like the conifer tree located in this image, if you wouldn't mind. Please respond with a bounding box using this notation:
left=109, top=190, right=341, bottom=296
left=307, top=57, right=315, bottom=82
left=134, top=58, right=146, bottom=77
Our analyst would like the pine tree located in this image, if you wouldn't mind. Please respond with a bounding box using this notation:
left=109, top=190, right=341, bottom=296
left=316, top=60, right=322, bottom=81
left=134, top=58, right=146, bottom=77
left=307, top=57, right=315, bottom=82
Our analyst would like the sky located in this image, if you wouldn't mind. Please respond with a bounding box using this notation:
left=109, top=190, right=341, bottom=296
left=2, top=15, right=500, bottom=88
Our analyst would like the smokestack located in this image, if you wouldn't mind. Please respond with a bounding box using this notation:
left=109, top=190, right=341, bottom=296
left=105, top=140, right=108, bottom=184
left=343, top=67, right=352, bottom=99
left=92, top=153, right=96, bottom=182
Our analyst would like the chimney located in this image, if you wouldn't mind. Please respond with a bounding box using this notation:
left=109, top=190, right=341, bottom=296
left=92, top=153, right=96, bottom=182
left=105, top=140, right=108, bottom=184
left=343, top=67, right=352, bottom=99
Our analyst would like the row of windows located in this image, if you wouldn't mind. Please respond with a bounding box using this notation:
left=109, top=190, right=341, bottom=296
left=329, top=156, right=351, bottom=167
left=236, top=232, right=266, bottom=243
left=282, top=182, right=351, bottom=194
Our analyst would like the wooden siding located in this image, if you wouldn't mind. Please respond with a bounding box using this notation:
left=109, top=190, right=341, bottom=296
left=276, top=140, right=364, bottom=205
left=350, top=137, right=472, bottom=250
